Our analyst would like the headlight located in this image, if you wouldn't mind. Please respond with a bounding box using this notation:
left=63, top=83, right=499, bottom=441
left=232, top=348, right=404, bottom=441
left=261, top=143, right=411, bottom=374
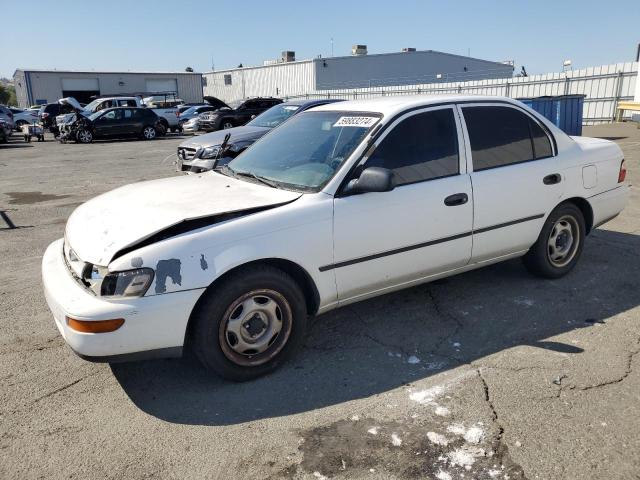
left=99, top=268, right=155, bottom=297
left=227, top=141, right=251, bottom=153
left=200, top=145, right=221, bottom=159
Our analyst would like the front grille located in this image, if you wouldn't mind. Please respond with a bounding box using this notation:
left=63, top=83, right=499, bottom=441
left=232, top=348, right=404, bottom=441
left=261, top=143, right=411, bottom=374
left=177, top=147, right=199, bottom=161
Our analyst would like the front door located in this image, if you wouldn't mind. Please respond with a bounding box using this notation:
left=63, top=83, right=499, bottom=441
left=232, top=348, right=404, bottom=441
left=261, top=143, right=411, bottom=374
left=332, top=106, right=473, bottom=303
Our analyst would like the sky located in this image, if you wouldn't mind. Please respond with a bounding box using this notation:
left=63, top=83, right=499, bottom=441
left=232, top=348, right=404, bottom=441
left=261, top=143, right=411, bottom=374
left=1, top=0, right=639, bottom=79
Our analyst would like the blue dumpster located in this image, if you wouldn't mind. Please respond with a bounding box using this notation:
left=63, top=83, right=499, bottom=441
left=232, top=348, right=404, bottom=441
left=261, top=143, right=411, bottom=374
left=517, top=95, right=585, bottom=136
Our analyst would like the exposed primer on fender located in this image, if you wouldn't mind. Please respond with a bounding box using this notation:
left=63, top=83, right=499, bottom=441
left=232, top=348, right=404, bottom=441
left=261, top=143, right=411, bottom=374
left=155, top=259, right=182, bottom=294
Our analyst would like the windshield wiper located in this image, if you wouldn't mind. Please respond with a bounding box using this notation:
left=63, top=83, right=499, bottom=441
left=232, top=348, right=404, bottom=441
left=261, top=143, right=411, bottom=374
left=215, top=164, right=236, bottom=178
left=234, top=170, right=279, bottom=188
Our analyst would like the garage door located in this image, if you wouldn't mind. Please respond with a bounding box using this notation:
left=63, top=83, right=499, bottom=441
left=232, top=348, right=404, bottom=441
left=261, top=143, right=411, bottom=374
left=61, top=78, right=99, bottom=90
left=145, top=79, right=178, bottom=93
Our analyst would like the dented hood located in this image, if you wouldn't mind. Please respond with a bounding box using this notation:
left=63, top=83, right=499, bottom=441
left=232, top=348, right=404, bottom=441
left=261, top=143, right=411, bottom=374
left=65, top=173, right=302, bottom=266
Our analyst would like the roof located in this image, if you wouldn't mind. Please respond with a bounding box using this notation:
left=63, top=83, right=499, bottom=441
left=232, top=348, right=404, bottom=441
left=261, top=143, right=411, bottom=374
left=14, top=69, right=202, bottom=76
left=310, top=94, right=523, bottom=117
left=204, top=49, right=510, bottom=75
left=283, top=98, right=343, bottom=107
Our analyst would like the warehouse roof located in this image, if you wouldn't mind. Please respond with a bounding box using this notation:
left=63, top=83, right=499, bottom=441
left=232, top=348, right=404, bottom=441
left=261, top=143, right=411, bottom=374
left=14, top=69, right=202, bottom=76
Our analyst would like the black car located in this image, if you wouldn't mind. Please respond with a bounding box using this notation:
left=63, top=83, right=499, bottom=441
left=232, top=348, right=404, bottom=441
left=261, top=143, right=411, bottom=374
left=38, top=102, right=76, bottom=135
left=59, top=107, right=164, bottom=143
left=198, top=97, right=282, bottom=132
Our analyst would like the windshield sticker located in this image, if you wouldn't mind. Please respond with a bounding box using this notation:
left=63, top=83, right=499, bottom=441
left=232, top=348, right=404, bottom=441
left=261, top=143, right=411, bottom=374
left=333, top=116, right=378, bottom=128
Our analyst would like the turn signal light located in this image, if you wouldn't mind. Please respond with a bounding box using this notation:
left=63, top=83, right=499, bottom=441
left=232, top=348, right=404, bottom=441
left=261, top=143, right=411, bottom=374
left=66, top=317, right=124, bottom=333
left=618, top=160, right=626, bottom=183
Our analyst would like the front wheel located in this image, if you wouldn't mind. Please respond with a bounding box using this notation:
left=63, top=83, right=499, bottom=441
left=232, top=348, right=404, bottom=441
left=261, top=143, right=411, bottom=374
left=221, top=119, right=234, bottom=129
left=191, top=265, right=308, bottom=381
left=76, top=129, right=93, bottom=144
left=142, top=125, right=157, bottom=140
left=523, top=203, right=586, bottom=279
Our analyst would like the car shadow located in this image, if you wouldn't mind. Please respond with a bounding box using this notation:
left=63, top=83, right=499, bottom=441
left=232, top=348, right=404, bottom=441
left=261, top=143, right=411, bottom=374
left=111, top=229, right=640, bottom=426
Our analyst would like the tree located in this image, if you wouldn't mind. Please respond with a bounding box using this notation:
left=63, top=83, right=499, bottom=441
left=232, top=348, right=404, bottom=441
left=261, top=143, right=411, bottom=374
left=0, top=84, right=17, bottom=106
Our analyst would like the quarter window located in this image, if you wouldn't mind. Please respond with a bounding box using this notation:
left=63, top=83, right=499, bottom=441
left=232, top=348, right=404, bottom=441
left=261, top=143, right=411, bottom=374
left=463, top=106, right=553, bottom=171
left=366, top=108, right=459, bottom=186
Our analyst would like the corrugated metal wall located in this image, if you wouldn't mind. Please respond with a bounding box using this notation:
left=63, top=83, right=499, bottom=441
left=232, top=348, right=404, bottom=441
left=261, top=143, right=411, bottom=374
left=13, top=71, right=203, bottom=107
left=203, top=61, right=315, bottom=103
left=285, top=62, right=637, bottom=125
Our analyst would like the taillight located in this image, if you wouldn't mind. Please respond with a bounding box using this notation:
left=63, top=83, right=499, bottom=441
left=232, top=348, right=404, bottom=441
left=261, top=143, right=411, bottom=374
left=42, top=112, right=49, bottom=118
left=618, top=160, right=626, bottom=183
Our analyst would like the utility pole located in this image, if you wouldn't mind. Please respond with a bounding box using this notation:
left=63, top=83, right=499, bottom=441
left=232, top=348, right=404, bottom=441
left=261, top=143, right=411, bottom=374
left=331, top=37, right=334, bottom=57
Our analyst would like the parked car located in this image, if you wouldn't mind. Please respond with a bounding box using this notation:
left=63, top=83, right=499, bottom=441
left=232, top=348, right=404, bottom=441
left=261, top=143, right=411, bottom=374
left=181, top=116, right=200, bottom=134
left=177, top=99, right=344, bottom=173
left=198, top=97, right=283, bottom=132
left=42, top=95, right=628, bottom=381
left=11, top=107, right=40, bottom=130
left=58, top=107, right=164, bottom=143
left=178, top=104, right=223, bottom=126
left=0, top=118, right=11, bottom=143
left=38, top=102, right=75, bottom=136
left=0, top=105, right=14, bottom=129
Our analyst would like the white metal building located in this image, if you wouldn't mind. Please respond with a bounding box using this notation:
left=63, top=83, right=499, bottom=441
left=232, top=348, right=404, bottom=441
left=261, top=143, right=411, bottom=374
left=13, top=69, right=204, bottom=107
left=203, top=49, right=514, bottom=102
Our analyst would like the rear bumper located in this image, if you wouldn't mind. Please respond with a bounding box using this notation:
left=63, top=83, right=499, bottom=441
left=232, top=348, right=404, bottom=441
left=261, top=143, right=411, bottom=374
left=587, top=184, right=629, bottom=229
left=42, top=238, right=205, bottom=360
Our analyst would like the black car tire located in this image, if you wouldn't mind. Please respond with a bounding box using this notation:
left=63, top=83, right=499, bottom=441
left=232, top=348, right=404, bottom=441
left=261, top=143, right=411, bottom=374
left=142, top=125, right=157, bottom=140
left=192, top=265, right=308, bottom=381
left=76, top=129, right=93, bottom=144
left=522, top=203, right=586, bottom=279
left=221, top=119, right=234, bottom=130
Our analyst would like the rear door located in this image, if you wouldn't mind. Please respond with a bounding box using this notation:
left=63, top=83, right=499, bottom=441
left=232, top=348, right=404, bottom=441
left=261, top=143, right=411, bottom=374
left=459, top=103, right=561, bottom=262
left=93, top=109, right=122, bottom=137
left=118, top=108, right=138, bottom=135
left=332, top=106, right=473, bottom=302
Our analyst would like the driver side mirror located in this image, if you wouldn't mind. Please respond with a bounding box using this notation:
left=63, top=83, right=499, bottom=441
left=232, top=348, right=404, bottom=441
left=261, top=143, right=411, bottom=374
left=344, top=167, right=395, bottom=195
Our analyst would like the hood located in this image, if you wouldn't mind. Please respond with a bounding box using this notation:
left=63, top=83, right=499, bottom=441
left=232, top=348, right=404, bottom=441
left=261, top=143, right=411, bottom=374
left=59, top=97, right=85, bottom=113
left=203, top=96, right=230, bottom=110
left=179, top=125, right=270, bottom=150
left=65, top=173, right=302, bottom=266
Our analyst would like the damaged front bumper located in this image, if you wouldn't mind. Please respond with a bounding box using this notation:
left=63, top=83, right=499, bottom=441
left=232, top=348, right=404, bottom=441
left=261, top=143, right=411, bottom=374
left=42, top=238, right=204, bottom=361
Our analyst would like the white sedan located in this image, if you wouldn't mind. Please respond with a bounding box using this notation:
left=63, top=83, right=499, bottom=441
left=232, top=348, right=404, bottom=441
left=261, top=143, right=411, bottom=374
left=42, top=95, right=628, bottom=381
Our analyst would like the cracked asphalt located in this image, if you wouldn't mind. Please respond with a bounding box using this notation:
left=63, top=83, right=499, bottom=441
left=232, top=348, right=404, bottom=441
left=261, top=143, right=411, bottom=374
left=1, top=124, right=639, bottom=480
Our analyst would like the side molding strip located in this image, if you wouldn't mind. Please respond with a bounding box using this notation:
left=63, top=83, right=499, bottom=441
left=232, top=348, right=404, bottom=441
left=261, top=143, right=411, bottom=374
left=319, top=213, right=545, bottom=272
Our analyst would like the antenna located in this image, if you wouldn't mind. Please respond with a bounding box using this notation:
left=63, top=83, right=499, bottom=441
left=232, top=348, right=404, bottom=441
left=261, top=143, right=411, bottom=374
left=211, top=56, right=214, bottom=71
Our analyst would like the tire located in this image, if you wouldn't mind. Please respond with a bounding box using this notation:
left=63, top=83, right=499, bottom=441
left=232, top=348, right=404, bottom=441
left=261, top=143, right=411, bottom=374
left=221, top=119, right=234, bottom=130
left=159, top=119, right=169, bottom=133
left=76, top=129, right=93, bottom=144
left=522, top=203, right=586, bottom=279
left=191, top=265, right=308, bottom=381
left=142, top=125, right=157, bottom=140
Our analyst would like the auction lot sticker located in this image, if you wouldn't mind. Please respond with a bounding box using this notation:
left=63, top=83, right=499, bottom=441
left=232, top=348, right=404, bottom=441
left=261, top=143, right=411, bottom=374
left=334, top=116, right=378, bottom=128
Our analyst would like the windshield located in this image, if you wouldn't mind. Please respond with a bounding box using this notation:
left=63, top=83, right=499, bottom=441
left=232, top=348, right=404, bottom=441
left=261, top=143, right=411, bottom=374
left=247, top=104, right=300, bottom=128
left=88, top=110, right=104, bottom=121
left=227, top=111, right=379, bottom=191
left=228, top=100, right=243, bottom=109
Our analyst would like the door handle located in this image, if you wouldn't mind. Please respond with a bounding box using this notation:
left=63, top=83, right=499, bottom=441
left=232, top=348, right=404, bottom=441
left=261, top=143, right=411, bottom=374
left=444, top=193, right=468, bottom=206
left=543, top=173, right=562, bottom=185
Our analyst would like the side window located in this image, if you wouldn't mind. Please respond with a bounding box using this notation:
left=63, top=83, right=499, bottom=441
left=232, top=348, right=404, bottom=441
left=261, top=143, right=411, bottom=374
left=367, top=108, right=460, bottom=186
left=223, top=74, right=232, bottom=86
left=530, top=119, right=553, bottom=159
left=102, top=110, right=117, bottom=121
left=122, top=109, right=133, bottom=119
left=463, top=106, right=551, bottom=171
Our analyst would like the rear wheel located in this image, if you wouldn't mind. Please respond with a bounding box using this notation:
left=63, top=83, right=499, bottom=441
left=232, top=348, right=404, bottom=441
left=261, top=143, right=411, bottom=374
left=192, top=265, right=308, bottom=381
left=76, top=129, right=93, bottom=144
left=142, top=125, right=157, bottom=140
left=523, top=203, right=585, bottom=278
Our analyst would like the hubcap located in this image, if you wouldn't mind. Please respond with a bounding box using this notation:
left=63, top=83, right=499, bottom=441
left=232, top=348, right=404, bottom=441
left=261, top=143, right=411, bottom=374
left=79, top=131, right=91, bottom=142
left=144, top=127, right=155, bottom=139
left=219, top=289, right=292, bottom=366
left=547, top=215, right=579, bottom=267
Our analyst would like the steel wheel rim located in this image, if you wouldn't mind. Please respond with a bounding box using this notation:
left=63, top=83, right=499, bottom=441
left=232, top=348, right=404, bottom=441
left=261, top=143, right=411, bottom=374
left=144, top=127, right=155, bottom=139
left=218, top=289, right=292, bottom=366
left=547, top=215, right=579, bottom=267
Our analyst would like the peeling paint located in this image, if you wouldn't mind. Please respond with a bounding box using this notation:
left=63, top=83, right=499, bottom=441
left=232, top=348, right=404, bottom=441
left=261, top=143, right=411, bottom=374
left=200, top=254, right=208, bottom=271
left=155, top=259, right=182, bottom=294
left=131, top=257, right=144, bottom=268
